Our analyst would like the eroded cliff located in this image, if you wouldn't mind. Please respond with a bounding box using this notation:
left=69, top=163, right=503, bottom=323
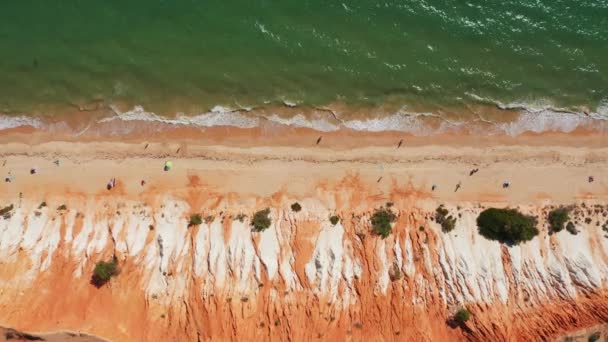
left=1, top=194, right=608, bottom=341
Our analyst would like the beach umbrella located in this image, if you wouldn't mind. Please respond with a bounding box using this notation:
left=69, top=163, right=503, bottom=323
left=164, top=161, right=173, bottom=171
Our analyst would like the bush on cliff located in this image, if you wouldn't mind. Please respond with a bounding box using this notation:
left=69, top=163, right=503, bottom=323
left=454, top=308, right=470, bottom=325
left=0, top=204, right=14, bottom=219
left=436, top=205, right=457, bottom=233
left=548, top=207, right=570, bottom=233
left=92, top=258, right=118, bottom=287
left=188, top=213, right=203, bottom=227
left=290, top=202, right=302, bottom=212
left=251, top=208, right=271, bottom=232
left=330, top=215, right=340, bottom=225
left=371, top=208, right=396, bottom=238
left=477, top=208, right=538, bottom=245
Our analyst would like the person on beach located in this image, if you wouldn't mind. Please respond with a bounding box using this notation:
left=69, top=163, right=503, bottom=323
left=316, top=136, right=322, bottom=145
left=469, top=168, right=479, bottom=176
left=107, top=178, right=116, bottom=190
left=503, top=181, right=510, bottom=188
left=141, top=180, right=146, bottom=186
left=431, top=184, right=437, bottom=191
left=589, top=176, right=594, bottom=183
left=30, top=168, right=37, bottom=175
left=5, top=172, right=14, bottom=183
left=454, top=182, right=461, bottom=192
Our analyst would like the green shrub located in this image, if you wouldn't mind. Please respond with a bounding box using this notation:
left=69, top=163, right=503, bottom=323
left=252, top=208, right=271, bottom=232
left=0, top=204, right=14, bottom=217
left=548, top=207, right=570, bottom=233
left=330, top=215, right=340, bottom=225
left=371, top=208, right=396, bottom=238
left=566, top=221, right=578, bottom=235
left=454, top=308, right=470, bottom=324
left=38, top=202, right=47, bottom=209
left=477, top=208, right=538, bottom=245
left=235, top=213, right=246, bottom=223
left=57, top=204, right=67, bottom=211
left=436, top=205, right=457, bottom=233
left=92, top=259, right=118, bottom=287
left=291, top=202, right=302, bottom=212
left=188, top=213, right=203, bottom=227
left=588, top=331, right=601, bottom=342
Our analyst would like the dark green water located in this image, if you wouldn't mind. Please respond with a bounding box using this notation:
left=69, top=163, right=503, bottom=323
left=1, top=0, right=607, bottom=114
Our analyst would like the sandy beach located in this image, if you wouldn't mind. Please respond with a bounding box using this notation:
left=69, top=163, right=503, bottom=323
left=0, top=126, right=606, bottom=207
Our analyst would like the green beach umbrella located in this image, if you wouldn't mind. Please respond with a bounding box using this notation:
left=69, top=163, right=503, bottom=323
left=164, top=161, right=173, bottom=171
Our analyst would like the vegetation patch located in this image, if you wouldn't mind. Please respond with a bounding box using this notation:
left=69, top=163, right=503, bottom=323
left=454, top=308, right=471, bottom=325
left=0, top=204, right=14, bottom=219
left=548, top=207, right=570, bottom=233
left=57, top=204, right=67, bottom=211
left=290, top=202, right=302, bottom=212
left=566, top=221, right=578, bottom=235
left=477, top=208, right=538, bottom=245
left=38, top=202, right=47, bottom=209
left=92, top=258, right=118, bottom=287
left=188, top=213, right=203, bottom=227
left=371, top=208, right=396, bottom=238
left=330, top=215, right=340, bottom=225
left=235, top=213, right=246, bottom=223
left=436, top=205, right=457, bottom=233
left=251, top=208, right=271, bottom=232
left=389, top=262, right=402, bottom=281
left=589, top=331, right=601, bottom=342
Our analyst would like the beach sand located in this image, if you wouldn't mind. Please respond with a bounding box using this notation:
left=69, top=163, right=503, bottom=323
left=0, top=126, right=606, bottom=207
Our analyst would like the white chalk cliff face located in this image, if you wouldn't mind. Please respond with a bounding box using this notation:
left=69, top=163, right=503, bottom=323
left=1, top=198, right=608, bottom=341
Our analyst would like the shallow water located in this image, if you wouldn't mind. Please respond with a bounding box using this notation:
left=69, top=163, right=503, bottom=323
left=1, top=1, right=607, bottom=129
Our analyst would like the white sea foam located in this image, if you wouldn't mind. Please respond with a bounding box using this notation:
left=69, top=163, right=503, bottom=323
left=7, top=96, right=606, bottom=136
left=498, top=110, right=593, bottom=135
left=0, top=115, right=41, bottom=130
left=341, top=110, right=449, bottom=134
left=265, top=113, right=339, bottom=132
left=467, top=93, right=608, bottom=134
left=99, top=105, right=260, bottom=129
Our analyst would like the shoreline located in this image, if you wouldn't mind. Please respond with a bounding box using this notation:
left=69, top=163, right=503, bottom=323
left=1, top=99, right=607, bottom=138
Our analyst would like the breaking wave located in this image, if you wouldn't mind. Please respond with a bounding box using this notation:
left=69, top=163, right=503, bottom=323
left=1, top=99, right=607, bottom=136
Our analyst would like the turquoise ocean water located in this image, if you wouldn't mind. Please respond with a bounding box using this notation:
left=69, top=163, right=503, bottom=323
left=1, top=1, right=607, bottom=121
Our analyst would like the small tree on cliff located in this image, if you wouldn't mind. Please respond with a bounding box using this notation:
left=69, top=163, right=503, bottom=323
left=371, top=208, right=396, bottom=238
left=251, top=208, right=271, bottom=232
left=92, top=258, right=118, bottom=288
left=290, top=202, right=302, bottom=212
left=548, top=207, right=570, bottom=233
left=454, top=308, right=470, bottom=325
left=188, top=213, right=203, bottom=227
left=436, top=205, right=457, bottom=233
left=477, top=208, right=538, bottom=245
